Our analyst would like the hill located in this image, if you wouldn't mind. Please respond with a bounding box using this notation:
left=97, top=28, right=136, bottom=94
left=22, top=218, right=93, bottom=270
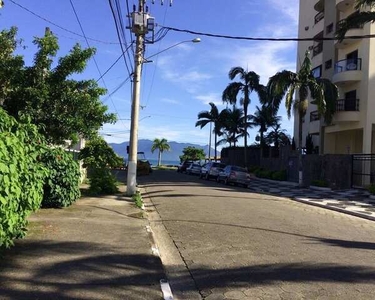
left=109, top=139, right=216, bottom=162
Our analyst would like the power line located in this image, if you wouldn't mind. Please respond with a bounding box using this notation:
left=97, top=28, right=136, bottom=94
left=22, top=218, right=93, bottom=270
left=96, top=42, right=134, bottom=82
left=69, top=0, right=127, bottom=129
left=8, top=0, right=122, bottom=45
left=161, top=25, right=375, bottom=42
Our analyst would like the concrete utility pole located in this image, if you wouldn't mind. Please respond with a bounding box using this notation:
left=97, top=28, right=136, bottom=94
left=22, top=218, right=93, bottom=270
left=127, top=0, right=158, bottom=195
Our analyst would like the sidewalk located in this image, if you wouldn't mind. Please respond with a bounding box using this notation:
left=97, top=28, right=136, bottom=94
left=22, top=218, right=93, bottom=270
left=249, top=177, right=375, bottom=221
left=0, top=186, right=166, bottom=300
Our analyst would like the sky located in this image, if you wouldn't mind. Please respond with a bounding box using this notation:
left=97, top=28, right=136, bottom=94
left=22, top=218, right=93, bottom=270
left=1, top=0, right=299, bottom=147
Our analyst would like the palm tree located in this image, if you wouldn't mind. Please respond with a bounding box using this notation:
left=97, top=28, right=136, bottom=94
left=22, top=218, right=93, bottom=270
left=248, top=105, right=280, bottom=157
left=222, top=67, right=265, bottom=167
left=151, top=138, right=171, bottom=166
left=267, top=51, right=338, bottom=186
left=265, top=122, right=291, bottom=149
left=336, top=1, right=375, bottom=40
left=218, top=105, right=246, bottom=148
left=196, top=102, right=225, bottom=161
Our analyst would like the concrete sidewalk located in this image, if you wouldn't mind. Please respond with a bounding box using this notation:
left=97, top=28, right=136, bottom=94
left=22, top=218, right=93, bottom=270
left=0, top=186, right=166, bottom=300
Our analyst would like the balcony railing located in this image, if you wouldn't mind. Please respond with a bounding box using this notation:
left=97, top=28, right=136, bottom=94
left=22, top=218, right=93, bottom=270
left=336, top=98, right=359, bottom=111
left=313, top=42, right=323, bottom=57
left=315, top=11, right=324, bottom=24
left=334, top=58, right=362, bottom=74
left=310, top=111, right=320, bottom=122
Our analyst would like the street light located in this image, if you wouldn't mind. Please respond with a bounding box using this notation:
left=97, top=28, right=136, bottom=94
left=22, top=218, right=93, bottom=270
left=126, top=37, right=201, bottom=196
left=145, top=38, right=201, bottom=61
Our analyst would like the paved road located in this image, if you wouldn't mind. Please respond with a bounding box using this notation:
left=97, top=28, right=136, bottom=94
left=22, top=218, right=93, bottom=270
left=140, top=170, right=375, bottom=300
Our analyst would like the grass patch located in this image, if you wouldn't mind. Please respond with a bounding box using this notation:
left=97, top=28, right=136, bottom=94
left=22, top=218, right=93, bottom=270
left=132, top=191, right=143, bottom=209
left=311, top=179, right=329, bottom=188
left=153, top=165, right=178, bottom=171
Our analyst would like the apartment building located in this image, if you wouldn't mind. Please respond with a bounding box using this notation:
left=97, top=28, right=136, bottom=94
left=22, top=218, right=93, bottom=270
left=296, top=0, right=375, bottom=155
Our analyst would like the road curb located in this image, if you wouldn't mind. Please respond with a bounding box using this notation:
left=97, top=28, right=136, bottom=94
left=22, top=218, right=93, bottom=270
left=293, top=197, right=375, bottom=222
left=141, top=186, right=202, bottom=300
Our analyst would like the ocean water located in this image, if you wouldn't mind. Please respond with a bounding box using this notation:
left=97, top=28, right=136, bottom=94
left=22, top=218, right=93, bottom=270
left=148, top=159, right=180, bottom=166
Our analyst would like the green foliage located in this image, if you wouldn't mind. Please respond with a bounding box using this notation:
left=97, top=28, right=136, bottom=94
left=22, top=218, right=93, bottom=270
left=248, top=165, right=261, bottom=173
left=41, top=147, right=81, bottom=208
left=79, top=136, right=123, bottom=169
left=368, top=184, right=375, bottom=195
left=179, top=146, right=205, bottom=162
left=0, top=108, right=48, bottom=249
left=311, top=179, right=329, bottom=188
left=271, top=170, right=287, bottom=181
left=0, top=27, right=116, bottom=145
left=132, top=191, right=143, bottom=209
left=151, top=138, right=171, bottom=166
left=88, top=168, right=118, bottom=195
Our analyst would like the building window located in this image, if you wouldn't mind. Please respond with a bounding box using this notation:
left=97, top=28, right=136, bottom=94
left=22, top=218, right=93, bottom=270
left=311, top=65, right=322, bottom=78
left=325, top=59, right=332, bottom=70
left=326, top=23, right=333, bottom=34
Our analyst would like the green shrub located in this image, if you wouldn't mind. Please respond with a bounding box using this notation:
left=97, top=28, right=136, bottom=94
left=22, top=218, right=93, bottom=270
left=88, top=168, right=119, bottom=195
left=132, top=191, right=143, bottom=209
left=248, top=165, right=260, bottom=173
left=0, top=109, right=48, bottom=249
left=311, top=179, right=329, bottom=188
left=272, top=170, right=287, bottom=181
left=41, top=148, right=81, bottom=208
left=368, top=184, right=375, bottom=195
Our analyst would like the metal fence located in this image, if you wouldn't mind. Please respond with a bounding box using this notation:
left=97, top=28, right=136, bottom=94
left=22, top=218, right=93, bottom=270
left=352, top=154, right=375, bottom=187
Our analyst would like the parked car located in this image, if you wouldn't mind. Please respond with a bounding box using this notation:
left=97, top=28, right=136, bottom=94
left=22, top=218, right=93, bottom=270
left=200, top=162, right=226, bottom=180
left=186, top=163, right=202, bottom=175
left=177, top=160, right=194, bottom=173
left=217, top=165, right=251, bottom=187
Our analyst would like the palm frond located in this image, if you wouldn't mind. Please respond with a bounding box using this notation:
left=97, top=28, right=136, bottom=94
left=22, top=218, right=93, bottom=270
left=228, top=67, right=245, bottom=80
left=222, top=82, right=243, bottom=105
left=355, top=0, right=375, bottom=10
left=267, top=70, right=297, bottom=112
left=336, top=11, right=375, bottom=41
left=195, top=119, right=210, bottom=129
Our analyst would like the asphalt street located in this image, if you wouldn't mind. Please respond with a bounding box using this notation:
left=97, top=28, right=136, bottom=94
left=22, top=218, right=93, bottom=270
left=140, top=170, right=375, bottom=300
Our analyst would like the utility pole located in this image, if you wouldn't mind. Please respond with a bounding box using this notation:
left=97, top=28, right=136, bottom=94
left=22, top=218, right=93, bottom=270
left=127, top=0, right=165, bottom=195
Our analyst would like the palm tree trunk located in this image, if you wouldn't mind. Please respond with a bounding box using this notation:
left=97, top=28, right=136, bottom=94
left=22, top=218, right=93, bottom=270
left=260, top=131, right=264, bottom=158
left=243, top=105, right=248, bottom=168
left=298, top=114, right=303, bottom=186
left=214, top=132, right=217, bottom=161
left=158, top=150, right=161, bottom=166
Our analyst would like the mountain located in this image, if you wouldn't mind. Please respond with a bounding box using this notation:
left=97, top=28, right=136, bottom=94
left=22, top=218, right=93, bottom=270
left=109, top=139, right=216, bottom=162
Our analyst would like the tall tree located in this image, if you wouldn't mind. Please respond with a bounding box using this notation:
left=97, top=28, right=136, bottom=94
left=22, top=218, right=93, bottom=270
left=179, top=146, right=205, bottom=162
left=248, top=105, right=279, bottom=156
left=265, top=122, right=291, bottom=149
left=196, top=102, right=225, bottom=161
left=151, top=138, right=171, bottom=166
left=268, top=51, right=338, bottom=186
left=336, top=1, right=375, bottom=40
left=218, top=105, right=245, bottom=148
left=0, top=27, right=116, bottom=145
left=222, top=67, right=265, bottom=167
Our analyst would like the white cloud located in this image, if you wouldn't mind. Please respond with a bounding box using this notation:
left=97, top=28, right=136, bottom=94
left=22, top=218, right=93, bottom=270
left=194, top=92, right=222, bottom=106
left=161, top=98, right=181, bottom=105
left=267, top=0, right=299, bottom=25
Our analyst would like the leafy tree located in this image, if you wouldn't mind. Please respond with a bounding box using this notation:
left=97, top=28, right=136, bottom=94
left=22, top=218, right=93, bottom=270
left=196, top=103, right=226, bottom=161
left=336, top=1, right=375, bottom=40
left=248, top=105, right=279, bottom=156
left=78, top=136, right=123, bottom=195
left=179, top=146, right=205, bottom=162
left=0, top=27, right=116, bottom=145
left=151, top=138, right=171, bottom=166
left=268, top=51, right=338, bottom=185
left=265, top=122, right=291, bottom=149
left=79, top=136, right=123, bottom=169
left=222, top=68, right=266, bottom=166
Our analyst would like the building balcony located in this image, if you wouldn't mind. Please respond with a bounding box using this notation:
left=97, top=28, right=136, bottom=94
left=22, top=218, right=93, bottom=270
left=332, top=58, right=362, bottom=85
left=334, top=27, right=363, bottom=48
left=314, top=11, right=324, bottom=24
left=314, top=0, right=324, bottom=12
left=312, top=42, right=323, bottom=57
left=333, top=98, right=360, bottom=122
left=336, top=0, right=355, bottom=12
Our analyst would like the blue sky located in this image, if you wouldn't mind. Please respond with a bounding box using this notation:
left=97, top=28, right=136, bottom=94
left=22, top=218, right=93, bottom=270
left=1, top=0, right=299, bottom=147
